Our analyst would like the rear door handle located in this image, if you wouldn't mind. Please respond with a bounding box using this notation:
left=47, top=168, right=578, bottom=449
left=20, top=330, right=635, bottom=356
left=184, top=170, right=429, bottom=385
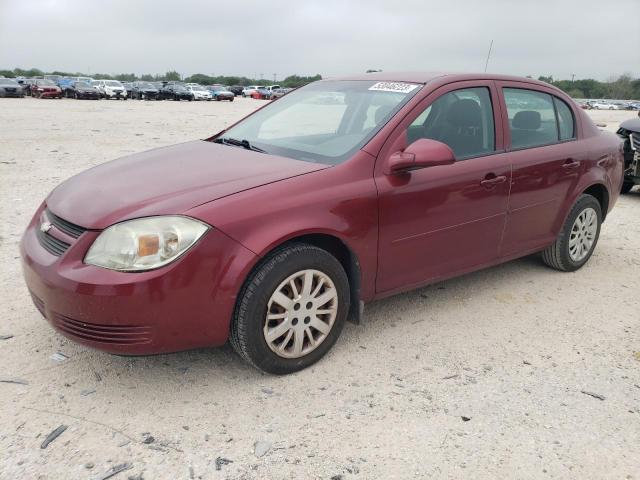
left=480, top=175, right=507, bottom=188
left=562, top=159, right=581, bottom=170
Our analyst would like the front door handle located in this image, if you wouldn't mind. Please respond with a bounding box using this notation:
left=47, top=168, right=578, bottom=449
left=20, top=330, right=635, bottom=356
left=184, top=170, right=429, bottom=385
left=562, top=159, right=581, bottom=170
left=480, top=175, right=507, bottom=189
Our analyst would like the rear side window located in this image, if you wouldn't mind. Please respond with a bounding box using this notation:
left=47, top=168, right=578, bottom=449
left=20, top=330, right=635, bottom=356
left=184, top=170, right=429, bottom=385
left=504, top=88, right=577, bottom=149
left=554, top=97, right=575, bottom=140
left=504, top=89, right=558, bottom=149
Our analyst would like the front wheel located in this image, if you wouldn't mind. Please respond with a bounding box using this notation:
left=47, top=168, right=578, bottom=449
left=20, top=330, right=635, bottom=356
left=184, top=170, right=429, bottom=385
left=541, top=194, right=602, bottom=272
left=230, top=244, right=350, bottom=374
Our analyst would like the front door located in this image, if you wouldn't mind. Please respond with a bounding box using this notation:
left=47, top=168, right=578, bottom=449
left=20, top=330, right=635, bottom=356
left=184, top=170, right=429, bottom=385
left=375, top=81, right=511, bottom=294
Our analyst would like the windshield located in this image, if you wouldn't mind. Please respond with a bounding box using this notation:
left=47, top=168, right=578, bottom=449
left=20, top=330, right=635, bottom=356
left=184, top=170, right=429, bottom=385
left=138, top=82, right=154, bottom=88
left=220, top=80, right=421, bottom=165
left=105, top=80, right=122, bottom=87
left=0, top=78, right=18, bottom=86
left=39, top=80, right=55, bottom=86
left=75, top=82, right=92, bottom=88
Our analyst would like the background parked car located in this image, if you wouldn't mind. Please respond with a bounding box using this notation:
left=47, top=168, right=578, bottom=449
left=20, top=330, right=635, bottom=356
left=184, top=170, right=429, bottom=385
left=227, top=85, right=244, bottom=96
left=270, top=87, right=292, bottom=99
left=617, top=111, right=640, bottom=194
left=20, top=78, right=37, bottom=96
left=0, top=78, right=25, bottom=98
left=160, top=83, right=193, bottom=101
left=250, top=86, right=271, bottom=99
left=31, top=79, right=62, bottom=98
left=131, top=81, right=160, bottom=100
left=242, top=85, right=261, bottom=97
left=208, top=86, right=234, bottom=101
left=92, top=80, right=127, bottom=100
left=64, top=81, right=101, bottom=100
left=122, top=82, right=134, bottom=98
left=591, top=101, right=619, bottom=110
left=187, top=85, right=212, bottom=101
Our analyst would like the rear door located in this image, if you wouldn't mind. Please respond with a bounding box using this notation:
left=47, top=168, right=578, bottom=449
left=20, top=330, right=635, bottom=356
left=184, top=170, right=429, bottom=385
left=496, top=81, right=584, bottom=256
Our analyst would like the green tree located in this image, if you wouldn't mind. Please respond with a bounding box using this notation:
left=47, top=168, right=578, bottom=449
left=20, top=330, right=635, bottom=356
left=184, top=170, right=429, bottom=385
left=164, top=70, right=181, bottom=81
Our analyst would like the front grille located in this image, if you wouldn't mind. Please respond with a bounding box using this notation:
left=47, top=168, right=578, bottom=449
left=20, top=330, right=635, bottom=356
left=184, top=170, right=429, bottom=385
left=51, top=313, right=153, bottom=345
left=631, top=133, right=639, bottom=151
left=36, top=228, right=70, bottom=256
left=46, top=209, right=86, bottom=238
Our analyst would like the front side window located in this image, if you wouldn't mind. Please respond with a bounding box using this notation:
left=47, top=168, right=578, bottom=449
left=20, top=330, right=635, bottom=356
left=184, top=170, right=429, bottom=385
left=220, top=80, right=422, bottom=165
left=504, top=88, right=567, bottom=149
left=406, top=87, right=495, bottom=159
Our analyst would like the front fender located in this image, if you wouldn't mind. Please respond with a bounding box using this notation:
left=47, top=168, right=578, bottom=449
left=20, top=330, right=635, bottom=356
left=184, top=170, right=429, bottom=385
left=186, top=152, right=379, bottom=301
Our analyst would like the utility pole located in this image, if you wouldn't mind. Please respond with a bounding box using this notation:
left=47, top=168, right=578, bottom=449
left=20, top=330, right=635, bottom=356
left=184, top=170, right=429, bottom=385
left=273, top=73, right=276, bottom=83
left=260, top=73, right=264, bottom=80
left=571, top=73, right=575, bottom=84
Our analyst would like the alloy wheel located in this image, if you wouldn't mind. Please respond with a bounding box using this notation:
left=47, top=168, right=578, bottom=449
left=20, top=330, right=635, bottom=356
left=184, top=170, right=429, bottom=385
left=263, top=269, right=338, bottom=359
left=569, top=207, right=597, bottom=262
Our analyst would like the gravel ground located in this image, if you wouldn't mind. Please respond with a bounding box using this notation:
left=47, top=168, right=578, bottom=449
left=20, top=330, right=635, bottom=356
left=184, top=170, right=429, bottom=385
left=0, top=98, right=639, bottom=479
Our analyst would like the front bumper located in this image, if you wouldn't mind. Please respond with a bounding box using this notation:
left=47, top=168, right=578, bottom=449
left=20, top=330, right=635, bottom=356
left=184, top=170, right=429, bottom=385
left=78, top=91, right=100, bottom=99
left=20, top=204, right=257, bottom=355
left=38, top=90, right=61, bottom=98
left=1, top=89, right=23, bottom=97
left=105, top=90, right=126, bottom=98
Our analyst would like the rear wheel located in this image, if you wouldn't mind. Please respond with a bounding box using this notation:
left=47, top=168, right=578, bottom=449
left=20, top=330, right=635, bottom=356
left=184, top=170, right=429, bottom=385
left=230, top=244, right=350, bottom=374
left=621, top=182, right=634, bottom=194
left=541, top=194, right=602, bottom=272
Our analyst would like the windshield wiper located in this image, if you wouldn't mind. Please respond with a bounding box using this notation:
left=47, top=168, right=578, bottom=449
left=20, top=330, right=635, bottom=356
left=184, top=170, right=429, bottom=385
left=214, top=137, right=266, bottom=154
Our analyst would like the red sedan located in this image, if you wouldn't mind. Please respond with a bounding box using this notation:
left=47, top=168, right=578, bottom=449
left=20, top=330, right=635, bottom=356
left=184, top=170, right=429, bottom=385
left=31, top=79, right=62, bottom=98
left=21, top=72, right=623, bottom=374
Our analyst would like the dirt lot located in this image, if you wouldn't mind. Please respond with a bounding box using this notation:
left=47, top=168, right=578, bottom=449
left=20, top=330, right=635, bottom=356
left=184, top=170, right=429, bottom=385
left=0, top=98, right=639, bottom=479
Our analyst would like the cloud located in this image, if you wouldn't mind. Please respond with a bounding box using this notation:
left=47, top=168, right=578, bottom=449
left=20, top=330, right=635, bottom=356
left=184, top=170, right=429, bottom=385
left=0, top=0, right=637, bottom=80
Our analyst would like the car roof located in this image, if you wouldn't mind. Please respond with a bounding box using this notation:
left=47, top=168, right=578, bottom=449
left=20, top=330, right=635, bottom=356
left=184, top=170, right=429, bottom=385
left=327, top=71, right=552, bottom=88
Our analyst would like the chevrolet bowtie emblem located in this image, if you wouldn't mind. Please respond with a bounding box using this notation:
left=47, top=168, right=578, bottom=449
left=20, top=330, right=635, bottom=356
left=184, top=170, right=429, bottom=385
left=40, top=221, right=53, bottom=233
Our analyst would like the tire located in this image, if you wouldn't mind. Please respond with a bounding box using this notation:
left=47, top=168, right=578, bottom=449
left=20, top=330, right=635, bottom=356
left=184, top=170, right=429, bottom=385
left=230, top=97, right=234, bottom=102
left=74, top=92, right=79, bottom=100
left=621, top=182, right=634, bottom=194
left=541, top=194, right=602, bottom=272
left=230, top=243, right=350, bottom=374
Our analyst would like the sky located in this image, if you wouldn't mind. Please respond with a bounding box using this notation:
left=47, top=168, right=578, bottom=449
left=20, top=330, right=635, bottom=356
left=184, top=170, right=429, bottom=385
left=1, top=0, right=638, bottom=81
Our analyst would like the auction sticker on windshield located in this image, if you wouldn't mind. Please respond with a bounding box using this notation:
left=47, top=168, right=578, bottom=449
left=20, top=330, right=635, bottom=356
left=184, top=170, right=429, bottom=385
left=368, top=82, right=419, bottom=93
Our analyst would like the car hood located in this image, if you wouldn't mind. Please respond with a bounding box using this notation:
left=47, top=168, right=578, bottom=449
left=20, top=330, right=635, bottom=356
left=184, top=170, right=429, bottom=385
left=46, top=140, right=328, bottom=229
left=620, top=116, right=640, bottom=132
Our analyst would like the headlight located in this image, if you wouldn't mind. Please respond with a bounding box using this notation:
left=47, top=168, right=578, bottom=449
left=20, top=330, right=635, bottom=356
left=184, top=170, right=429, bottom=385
left=85, top=216, right=209, bottom=271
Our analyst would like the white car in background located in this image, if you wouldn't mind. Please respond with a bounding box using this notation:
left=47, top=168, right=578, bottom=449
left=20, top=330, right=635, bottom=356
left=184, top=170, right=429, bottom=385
left=186, top=85, right=212, bottom=101
left=92, top=80, right=127, bottom=100
left=242, top=85, right=261, bottom=97
left=590, top=101, right=619, bottom=110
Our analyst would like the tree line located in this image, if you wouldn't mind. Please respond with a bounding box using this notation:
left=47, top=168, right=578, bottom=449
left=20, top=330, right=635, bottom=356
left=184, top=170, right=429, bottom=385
left=0, top=67, right=322, bottom=89
left=2, top=67, right=638, bottom=99
left=535, top=73, right=639, bottom=100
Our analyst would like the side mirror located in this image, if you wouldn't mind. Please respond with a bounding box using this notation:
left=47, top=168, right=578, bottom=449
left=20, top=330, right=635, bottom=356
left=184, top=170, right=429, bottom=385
left=385, top=138, right=455, bottom=175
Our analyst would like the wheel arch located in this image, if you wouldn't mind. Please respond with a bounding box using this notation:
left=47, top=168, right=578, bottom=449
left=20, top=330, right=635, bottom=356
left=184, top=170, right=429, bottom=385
left=582, top=182, right=610, bottom=221
left=249, top=232, right=364, bottom=325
